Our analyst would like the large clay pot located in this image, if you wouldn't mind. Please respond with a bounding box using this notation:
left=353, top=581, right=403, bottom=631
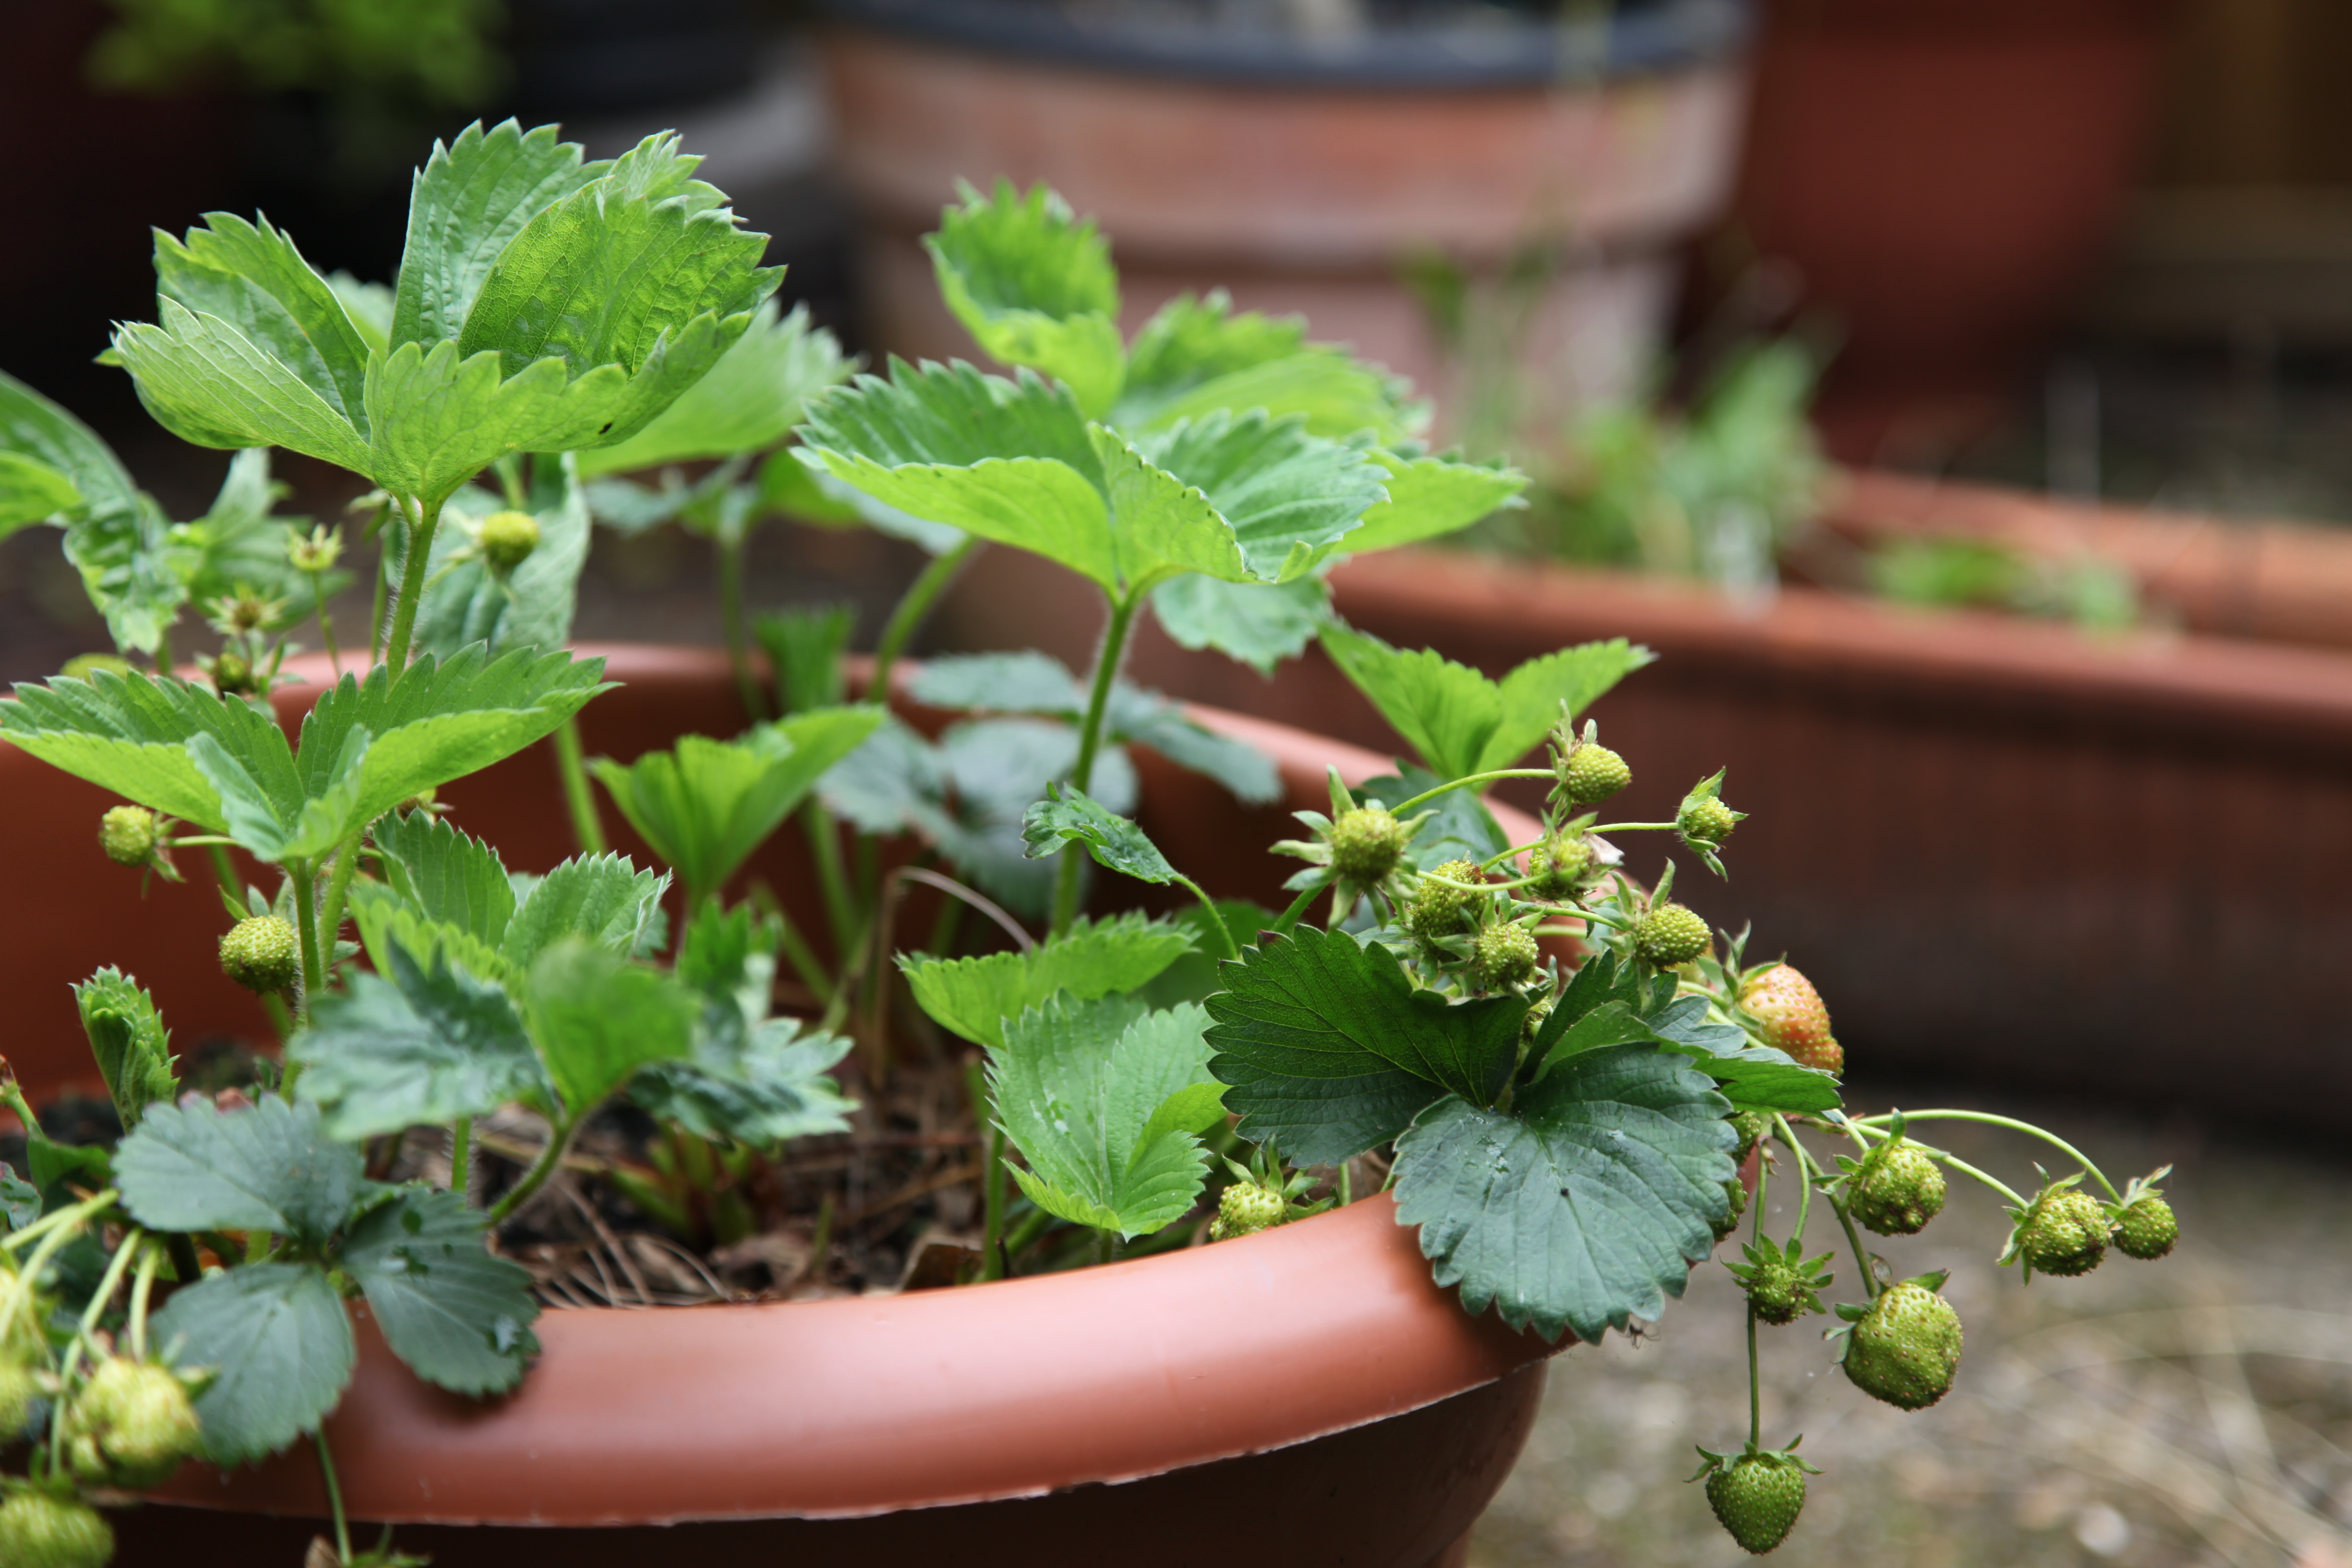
left=0, top=645, right=1558, bottom=1567
left=817, top=0, right=1752, bottom=435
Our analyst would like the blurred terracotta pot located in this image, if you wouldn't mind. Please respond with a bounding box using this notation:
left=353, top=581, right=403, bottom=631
left=818, top=0, right=1752, bottom=434
left=1719, top=0, right=2174, bottom=459
left=0, top=645, right=1558, bottom=1567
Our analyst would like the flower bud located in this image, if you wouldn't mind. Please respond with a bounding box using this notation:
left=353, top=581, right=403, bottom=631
left=478, top=510, right=541, bottom=572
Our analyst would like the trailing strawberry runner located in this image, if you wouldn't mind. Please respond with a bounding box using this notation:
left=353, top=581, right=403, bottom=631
left=0, top=137, right=2174, bottom=1564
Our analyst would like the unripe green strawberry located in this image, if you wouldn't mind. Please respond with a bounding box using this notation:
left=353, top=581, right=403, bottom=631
left=1471, top=923, right=1540, bottom=989
left=1739, top=965, right=1842, bottom=1074
left=219, top=915, right=299, bottom=993
left=1680, top=795, right=1739, bottom=844
left=0, top=1358, right=38, bottom=1438
left=1849, top=1138, right=1946, bottom=1236
left=478, top=509, right=541, bottom=572
left=0, top=1490, right=115, bottom=1568
left=1559, top=742, right=1631, bottom=805
left=208, top=649, right=256, bottom=697
left=2018, top=1188, right=2107, bottom=1277
left=1406, top=860, right=1483, bottom=939
left=1744, top=1256, right=1807, bottom=1326
left=1712, top=1174, right=1748, bottom=1243
left=98, top=805, right=160, bottom=868
left=1843, top=1281, right=1963, bottom=1411
left=1698, top=1448, right=1812, bottom=1555
left=62, top=1359, right=203, bottom=1488
left=1730, top=1110, right=1768, bottom=1161
left=1211, top=1182, right=1284, bottom=1241
left=1634, top=902, right=1710, bottom=966
left=1523, top=836, right=1589, bottom=900
left=1327, top=805, right=1409, bottom=884
left=2114, top=1195, right=2178, bottom=1261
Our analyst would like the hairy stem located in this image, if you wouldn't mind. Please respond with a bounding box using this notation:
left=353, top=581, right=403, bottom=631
left=869, top=536, right=981, bottom=701
left=1386, top=769, right=1555, bottom=817
left=1269, top=881, right=1324, bottom=939
left=315, top=1429, right=354, bottom=1565
left=317, top=830, right=365, bottom=963
left=1843, top=1118, right=2027, bottom=1206
left=1051, top=589, right=1142, bottom=934
left=450, top=1116, right=472, bottom=1201
left=1852, top=1110, right=2119, bottom=1200
left=802, top=802, right=861, bottom=961
left=552, top=717, right=608, bottom=856
left=487, top=1117, right=576, bottom=1226
left=965, top=1057, right=1008, bottom=1283
left=382, top=493, right=446, bottom=672
left=1175, top=875, right=1238, bottom=960
left=1746, top=1300, right=1761, bottom=1448
left=291, top=860, right=323, bottom=1029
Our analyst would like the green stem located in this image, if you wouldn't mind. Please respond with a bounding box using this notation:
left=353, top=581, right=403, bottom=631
left=1746, top=1300, right=1761, bottom=1448
left=965, top=1058, right=1008, bottom=1283
left=552, top=716, right=608, bottom=857
left=1269, top=881, right=1324, bottom=939
left=487, top=1118, right=575, bottom=1226
left=1482, top=837, right=1550, bottom=870
left=869, top=536, right=981, bottom=701
left=1174, top=875, right=1237, bottom=960
left=1051, top=589, right=1142, bottom=934
left=0, top=1190, right=117, bottom=1256
left=1843, top=1119, right=2027, bottom=1206
left=1001, top=1203, right=1055, bottom=1263
left=49, top=1230, right=148, bottom=1473
left=1386, top=769, right=1555, bottom=816
left=381, top=493, right=445, bottom=672
left=718, top=523, right=763, bottom=722
left=1591, top=821, right=1681, bottom=833
left=1787, top=1132, right=1876, bottom=1297
left=317, top=830, right=364, bottom=958
left=316, top=1429, right=354, bottom=1565
left=802, top=802, right=861, bottom=960
left=129, top=1240, right=163, bottom=1361
left=290, top=860, right=323, bottom=1029
left=771, top=904, right=836, bottom=1006
left=1852, top=1110, right=2119, bottom=1200
left=1773, top=1116, right=1812, bottom=1242
left=450, top=1117, right=472, bottom=1201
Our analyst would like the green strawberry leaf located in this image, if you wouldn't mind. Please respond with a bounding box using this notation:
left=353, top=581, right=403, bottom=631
left=1344, top=451, right=1527, bottom=555
left=111, top=297, right=373, bottom=471
left=1021, top=781, right=1179, bottom=885
left=990, top=996, right=1221, bottom=1238
left=114, top=1096, right=364, bottom=1245
left=1106, top=686, right=1280, bottom=805
left=574, top=302, right=851, bottom=478
left=500, top=853, right=668, bottom=971
left=292, top=941, right=550, bottom=1139
left=327, top=272, right=395, bottom=351
left=0, top=452, right=82, bottom=536
left=1139, top=899, right=1274, bottom=1008
left=340, top=1187, right=540, bottom=1395
left=1203, top=923, right=1523, bottom=1137
left=1149, top=573, right=1329, bottom=676
left=0, top=665, right=301, bottom=834
left=754, top=602, right=855, bottom=715
left=1320, top=623, right=1653, bottom=778
left=590, top=706, right=885, bottom=898
left=0, top=368, right=139, bottom=521
left=152, top=211, right=374, bottom=430
left=905, top=650, right=1084, bottom=713
left=1113, top=290, right=1421, bottom=442
left=1638, top=995, right=1841, bottom=1116
left=362, top=342, right=632, bottom=505
left=815, top=714, right=946, bottom=836
left=1119, top=410, right=1390, bottom=582
left=390, top=119, right=606, bottom=352
left=1392, top=1043, right=1736, bottom=1342
left=194, top=720, right=371, bottom=863
left=901, top=911, right=1196, bottom=1050
left=526, top=938, right=697, bottom=1115
left=71, top=967, right=178, bottom=1130
left=148, top=1262, right=353, bottom=1465
left=60, top=490, right=191, bottom=656
left=175, top=449, right=315, bottom=609
left=372, top=810, right=518, bottom=952
left=927, top=180, right=1124, bottom=418
left=400, top=455, right=591, bottom=660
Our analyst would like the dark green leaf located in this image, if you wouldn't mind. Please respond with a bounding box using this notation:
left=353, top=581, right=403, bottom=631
left=115, top=1096, right=363, bottom=1244
left=1640, top=995, right=1842, bottom=1116
left=72, top=967, right=178, bottom=1130
left=501, top=852, right=667, bottom=971
left=341, top=1187, right=540, bottom=1395
left=575, top=302, right=849, bottom=478
left=1021, top=782, right=1179, bottom=885
left=1149, top=573, right=1329, bottom=677
left=526, top=939, right=697, bottom=1114
left=631, top=1017, right=856, bottom=1147
left=901, top=911, right=1195, bottom=1050
left=292, top=944, right=548, bottom=1139
left=372, top=810, right=517, bottom=951
left=148, top=1263, right=354, bottom=1464
left=390, top=119, right=606, bottom=351
left=1392, top=1044, right=1736, bottom=1342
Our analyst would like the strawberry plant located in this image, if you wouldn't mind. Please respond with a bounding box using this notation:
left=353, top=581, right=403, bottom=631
left=0, top=132, right=2177, bottom=1564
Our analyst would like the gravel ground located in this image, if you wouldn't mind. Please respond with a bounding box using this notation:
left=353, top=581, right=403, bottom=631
left=1467, top=1083, right=2352, bottom=1568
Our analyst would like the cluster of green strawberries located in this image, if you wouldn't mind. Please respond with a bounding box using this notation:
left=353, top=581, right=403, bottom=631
left=1270, top=710, right=2180, bottom=1555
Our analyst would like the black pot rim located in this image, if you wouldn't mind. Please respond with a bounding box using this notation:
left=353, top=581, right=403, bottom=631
left=817, top=0, right=1751, bottom=88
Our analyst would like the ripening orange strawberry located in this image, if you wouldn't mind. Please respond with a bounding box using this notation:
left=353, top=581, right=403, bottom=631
left=1741, top=964, right=1843, bottom=1074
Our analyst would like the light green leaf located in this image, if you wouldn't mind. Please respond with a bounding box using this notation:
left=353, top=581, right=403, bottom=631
left=1344, top=452, right=1527, bottom=555
left=149, top=1263, right=353, bottom=1465
left=72, top=967, right=178, bottom=1130
left=372, top=810, right=517, bottom=951
left=526, top=939, right=698, bottom=1115
left=327, top=272, right=395, bottom=352
left=1488, top=640, right=1657, bottom=773
left=1138, top=899, right=1275, bottom=1009
left=111, top=298, right=373, bottom=471
left=1114, top=290, right=1422, bottom=442
left=815, top=714, right=946, bottom=837
left=575, top=302, right=851, bottom=478
left=905, top=650, right=1083, bottom=714
left=1132, top=410, right=1390, bottom=581
left=193, top=721, right=369, bottom=863
left=292, top=942, right=549, bottom=1139
left=391, top=119, right=607, bottom=350
left=403, top=452, right=591, bottom=659
left=991, top=996, right=1220, bottom=1238
left=175, top=448, right=311, bottom=608
left=1021, top=782, right=1178, bottom=885
left=1392, top=1044, right=1736, bottom=1342
left=926, top=180, right=1124, bottom=417
left=0, top=665, right=300, bottom=833
left=0, top=368, right=139, bottom=521
left=61, top=492, right=191, bottom=656
left=0, top=452, right=81, bottom=536
left=1202, top=924, right=1522, bottom=1159
left=363, top=341, right=631, bottom=505
left=589, top=705, right=884, bottom=898
left=632, top=1017, right=856, bottom=1148
left=153, top=211, right=374, bottom=428
left=114, top=1096, right=364, bottom=1244
left=501, top=853, right=668, bottom=971
left=1106, top=685, right=1280, bottom=804
left=341, top=1188, right=539, bottom=1395
left=901, top=911, right=1196, bottom=1050
left=1149, top=573, right=1328, bottom=676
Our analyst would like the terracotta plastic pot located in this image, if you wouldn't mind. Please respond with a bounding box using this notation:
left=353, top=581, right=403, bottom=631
left=937, top=547, right=2352, bottom=1132
left=0, top=645, right=1560, bottom=1566
left=1721, top=0, right=2174, bottom=459
left=818, top=0, right=1751, bottom=433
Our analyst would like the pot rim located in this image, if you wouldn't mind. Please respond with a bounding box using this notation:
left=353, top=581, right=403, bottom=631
left=139, top=642, right=1564, bottom=1528
left=817, top=0, right=1750, bottom=89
